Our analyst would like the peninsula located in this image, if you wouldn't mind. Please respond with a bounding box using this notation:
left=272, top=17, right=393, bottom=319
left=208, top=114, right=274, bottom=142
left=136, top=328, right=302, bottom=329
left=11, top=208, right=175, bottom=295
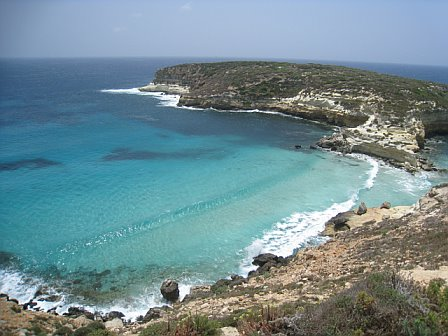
left=140, top=61, right=448, bottom=171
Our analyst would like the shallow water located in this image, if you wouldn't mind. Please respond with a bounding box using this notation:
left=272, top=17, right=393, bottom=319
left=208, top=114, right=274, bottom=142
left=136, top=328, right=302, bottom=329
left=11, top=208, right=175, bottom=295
left=0, top=58, right=447, bottom=319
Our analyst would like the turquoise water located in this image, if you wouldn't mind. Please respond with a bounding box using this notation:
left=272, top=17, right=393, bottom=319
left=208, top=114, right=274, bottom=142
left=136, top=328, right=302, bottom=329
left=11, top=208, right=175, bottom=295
left=0, top=58, right=447, bottom=318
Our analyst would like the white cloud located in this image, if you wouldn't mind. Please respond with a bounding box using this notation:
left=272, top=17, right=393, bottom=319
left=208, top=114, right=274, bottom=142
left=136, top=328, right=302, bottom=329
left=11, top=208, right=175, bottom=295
left=180, top=2, right=192, bottom=12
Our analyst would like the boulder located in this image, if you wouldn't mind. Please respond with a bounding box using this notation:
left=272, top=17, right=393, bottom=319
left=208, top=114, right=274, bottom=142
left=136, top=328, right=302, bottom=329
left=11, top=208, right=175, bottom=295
left=160, top=279, right=179, bottom=302
left=105, top=311, right=124, bottom=321
left=248, top=253, right=288, bottom=277
left=64, top=307, right=94, bottom=320
left=330, top=211, right=355, bottom=230
left=252, top=253, right=279, bottom=267
left=380, top=201, right=391, bottom=209
left=356, top=202, right=368, bottom=215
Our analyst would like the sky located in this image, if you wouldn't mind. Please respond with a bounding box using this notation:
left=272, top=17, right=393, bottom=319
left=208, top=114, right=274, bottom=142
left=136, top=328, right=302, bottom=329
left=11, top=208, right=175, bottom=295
left=0, top=0, right=447, bottom=66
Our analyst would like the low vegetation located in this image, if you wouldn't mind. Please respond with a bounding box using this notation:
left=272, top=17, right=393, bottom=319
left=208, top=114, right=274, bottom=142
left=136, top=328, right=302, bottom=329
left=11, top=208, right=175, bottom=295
left=154, top=61, right=448, bottom=121
left=137, top=272, right=447, bottom=336
left=276, top=272, right=448, bottom=335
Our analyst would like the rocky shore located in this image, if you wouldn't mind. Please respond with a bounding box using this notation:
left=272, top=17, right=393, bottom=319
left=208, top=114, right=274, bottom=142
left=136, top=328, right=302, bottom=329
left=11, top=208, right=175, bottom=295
left=139, top=61, right=448, bottom=172
left=1, top=184, right=447, bottom=335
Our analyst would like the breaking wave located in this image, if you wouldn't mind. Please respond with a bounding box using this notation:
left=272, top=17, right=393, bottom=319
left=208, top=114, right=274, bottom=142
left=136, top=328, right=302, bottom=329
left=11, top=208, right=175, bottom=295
left=239, top=155, right=379, bottom=274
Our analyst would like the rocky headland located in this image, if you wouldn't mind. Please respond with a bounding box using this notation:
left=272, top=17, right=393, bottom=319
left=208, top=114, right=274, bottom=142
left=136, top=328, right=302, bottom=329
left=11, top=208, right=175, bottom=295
left=1, top=184, right=447, bottom=335
left=140, top=61, right=448, bottom=171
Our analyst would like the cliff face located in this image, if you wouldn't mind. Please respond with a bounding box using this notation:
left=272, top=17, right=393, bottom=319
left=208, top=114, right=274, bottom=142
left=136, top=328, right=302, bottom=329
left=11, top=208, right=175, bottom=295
left=140, top=61, right=448, bottom=170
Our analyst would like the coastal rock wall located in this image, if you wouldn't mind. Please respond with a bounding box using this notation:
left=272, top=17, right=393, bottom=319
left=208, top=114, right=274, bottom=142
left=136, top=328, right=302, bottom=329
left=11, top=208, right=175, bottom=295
left=140, top=61, right=448, bottom=170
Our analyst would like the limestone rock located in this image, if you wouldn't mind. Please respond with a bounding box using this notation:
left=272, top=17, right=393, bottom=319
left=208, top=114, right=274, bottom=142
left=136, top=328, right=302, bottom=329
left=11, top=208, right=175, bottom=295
left=160, top=279, right=179, bottom=302
left=105, top=317, right=123, bottom=330
left=72, top=315, right=91, bottom=328
left=218, top=326, right=240, bottom=336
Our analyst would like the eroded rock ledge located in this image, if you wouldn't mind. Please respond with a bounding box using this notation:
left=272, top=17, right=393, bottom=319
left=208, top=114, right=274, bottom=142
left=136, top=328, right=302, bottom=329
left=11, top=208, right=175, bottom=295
left=139, top=61, right=448, bottom=171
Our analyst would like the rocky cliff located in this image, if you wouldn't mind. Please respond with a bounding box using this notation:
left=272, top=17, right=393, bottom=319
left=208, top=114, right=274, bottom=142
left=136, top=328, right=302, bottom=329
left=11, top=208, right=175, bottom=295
left=140, top=61, right=448, bottom=171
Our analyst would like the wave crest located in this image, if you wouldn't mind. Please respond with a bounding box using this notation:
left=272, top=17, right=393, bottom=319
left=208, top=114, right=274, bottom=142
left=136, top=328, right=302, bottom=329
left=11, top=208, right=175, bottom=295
left=101, top=88, right=180, bottom=107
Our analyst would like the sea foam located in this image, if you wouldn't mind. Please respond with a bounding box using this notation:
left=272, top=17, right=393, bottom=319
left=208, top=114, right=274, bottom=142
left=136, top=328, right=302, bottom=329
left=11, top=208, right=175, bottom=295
left=0, top=267, right=199, bottom=321
left=239, top=154, right=379, bottom=275
left=101, top=88, right=180, bottom=107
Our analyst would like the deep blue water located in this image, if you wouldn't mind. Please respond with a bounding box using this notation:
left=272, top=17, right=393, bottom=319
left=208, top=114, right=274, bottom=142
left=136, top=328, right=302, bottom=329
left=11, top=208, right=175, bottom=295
left=0, top=58, right=446, bottom=318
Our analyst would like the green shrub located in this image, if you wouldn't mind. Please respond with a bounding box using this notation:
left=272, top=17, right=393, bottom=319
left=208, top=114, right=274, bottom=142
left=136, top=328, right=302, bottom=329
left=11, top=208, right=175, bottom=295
left=175, top=314, right=221, bottom=336
left=73, top=321, right=112, bottom=336
left=139, top=322, right=170, bottom=336
left=53, top=326, right=72, bottom=336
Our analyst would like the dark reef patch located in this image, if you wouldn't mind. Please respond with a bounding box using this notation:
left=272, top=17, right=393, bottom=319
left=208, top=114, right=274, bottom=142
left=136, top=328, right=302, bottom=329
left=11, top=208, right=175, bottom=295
left=102, top=147, right=224, bottom=162
left=0, top=158, right=61, bottom=171
left=0, top=251, right=19, bottom=267
left=102, top=148, right=161, bottom=161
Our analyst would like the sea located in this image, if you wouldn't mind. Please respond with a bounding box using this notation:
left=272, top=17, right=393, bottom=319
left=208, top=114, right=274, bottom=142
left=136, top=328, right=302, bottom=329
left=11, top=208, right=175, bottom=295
left=0, top=57, right=447, bottom=319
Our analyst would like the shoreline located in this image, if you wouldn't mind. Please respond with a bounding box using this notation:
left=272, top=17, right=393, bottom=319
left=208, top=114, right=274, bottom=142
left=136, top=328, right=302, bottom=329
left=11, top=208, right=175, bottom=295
left=1, top=183, right=447, bottom=335
left=0, top=150, right=407, bottom=319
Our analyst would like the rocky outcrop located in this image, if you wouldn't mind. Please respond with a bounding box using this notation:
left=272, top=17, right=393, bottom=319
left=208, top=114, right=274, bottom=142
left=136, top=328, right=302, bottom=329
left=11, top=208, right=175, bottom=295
left=139, top=83, right=189, bottom=95
left=160, top=279, right=180, bottom=302
left=63, top=306, right=94, bottom=320
left=321, top=211, right=356, bottom=236
left=316, top=115, right=436, bottom=171
left=141, top=61, right=448, bottom=171
left=249, top=253, right=289, bottom=277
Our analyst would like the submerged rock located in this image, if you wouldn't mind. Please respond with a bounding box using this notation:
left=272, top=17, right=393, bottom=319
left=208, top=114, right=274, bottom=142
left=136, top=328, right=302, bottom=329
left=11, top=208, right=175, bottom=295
left=0, top=251, right=18, bottom=267
left=160, top=279, right=179, bottom=302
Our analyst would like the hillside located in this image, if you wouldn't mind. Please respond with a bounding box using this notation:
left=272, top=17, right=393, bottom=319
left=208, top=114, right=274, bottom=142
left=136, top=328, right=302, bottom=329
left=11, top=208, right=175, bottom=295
left=140, top=61, right=448, bottom=171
